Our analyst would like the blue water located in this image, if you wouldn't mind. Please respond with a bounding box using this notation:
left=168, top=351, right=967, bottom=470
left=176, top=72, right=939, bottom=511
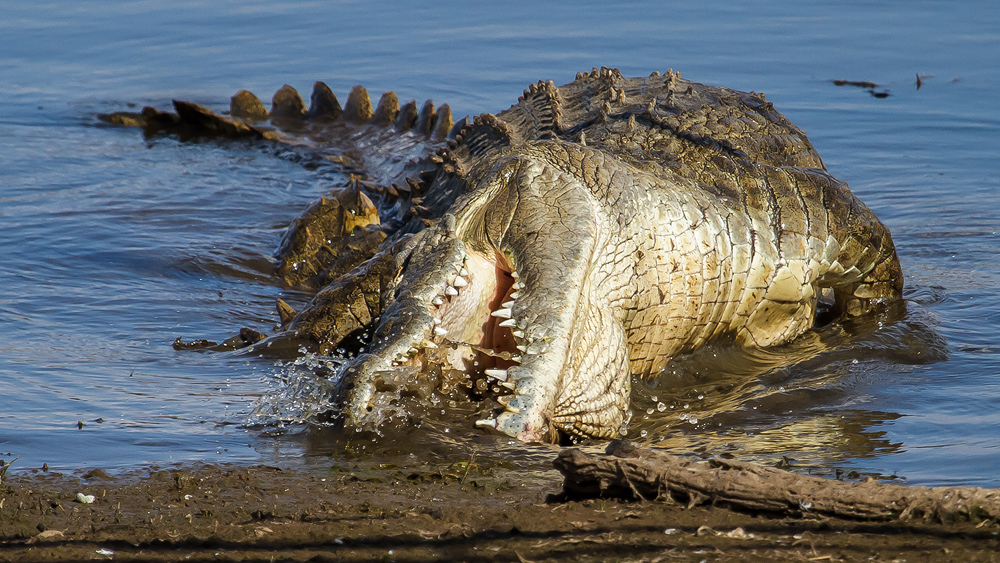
left=1, top=1, right=998, bottom=486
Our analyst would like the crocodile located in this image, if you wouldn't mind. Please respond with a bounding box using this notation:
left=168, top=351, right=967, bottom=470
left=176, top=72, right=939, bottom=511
left=102, top=67, right=903, bottom=443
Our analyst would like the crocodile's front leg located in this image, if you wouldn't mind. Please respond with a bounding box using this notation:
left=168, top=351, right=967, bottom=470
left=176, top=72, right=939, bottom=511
left=256, top=233, right=418, bottom=355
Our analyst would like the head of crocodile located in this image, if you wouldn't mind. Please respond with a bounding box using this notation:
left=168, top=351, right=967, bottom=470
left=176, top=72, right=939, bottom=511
left=104, top=67, right=904, bottom=443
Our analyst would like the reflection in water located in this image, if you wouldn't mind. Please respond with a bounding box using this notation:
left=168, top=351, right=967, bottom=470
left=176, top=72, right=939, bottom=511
left=629, top=299, right=946, bottom=474
left=249, top=297, right=946, bottom=479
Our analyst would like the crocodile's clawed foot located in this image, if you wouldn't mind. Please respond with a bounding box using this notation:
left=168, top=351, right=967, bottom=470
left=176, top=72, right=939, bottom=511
left=480, top=375, right=554, bottom=443
left=172, top=327, right=267, bottom=352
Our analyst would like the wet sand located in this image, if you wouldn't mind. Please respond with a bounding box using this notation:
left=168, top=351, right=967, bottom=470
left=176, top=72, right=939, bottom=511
left=2, top=456, right=997, bottom=562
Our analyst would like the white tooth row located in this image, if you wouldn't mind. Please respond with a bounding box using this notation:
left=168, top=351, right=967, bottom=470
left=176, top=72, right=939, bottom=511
left=429, top=257, right=470, bottom=339
left=489, top=273, right=523, bottom=336
left=482, top=270, right=528, bottom=392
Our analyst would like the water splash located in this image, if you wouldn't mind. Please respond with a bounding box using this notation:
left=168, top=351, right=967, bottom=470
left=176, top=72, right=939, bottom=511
left=247, top=352, right=347, bottom=429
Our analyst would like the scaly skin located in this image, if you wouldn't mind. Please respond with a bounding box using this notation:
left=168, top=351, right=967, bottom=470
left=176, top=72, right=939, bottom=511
left=102, top=67, right=903, bottom=442
left=339, top=137, right=900, bottom=442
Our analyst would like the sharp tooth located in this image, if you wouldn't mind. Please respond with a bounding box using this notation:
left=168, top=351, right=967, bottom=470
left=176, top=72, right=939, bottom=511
left=453, top=276, right=468, bottom=288
left=509, top=292, right=520, bottom=299
left=516, top=344, right=527, bottom=352
left=432, top=296, right=444, bottom=306
left=511, top=354, right=522, bottom=362
left=491, top=308, right=512, bottom=319
left=498, top=318, right=517, bottom=328
left=501, top=381, right=516, bottom=390
left=475, top=418, right=497, bottom=429
left=511, top=281, right=523, bottom=290
left=497, top=396, right=519, bottom=412
left=511, top=271, right=519, bottom=279
left=512, top=329, right=525, bottom=338
left=434, top=326, right=448, bottom=336
left=502, top=300, right=515, bottom=309
left=459, top=268, right=469, bottom=277
left=422, top=341, right=439, bottom=349
left=407, top=347, right=419, bottom=355
left=445, top=286, right=459, bottom=296
left=485, top=368, right=508, bottom=381
left=433, top=317, right=442, bottom=325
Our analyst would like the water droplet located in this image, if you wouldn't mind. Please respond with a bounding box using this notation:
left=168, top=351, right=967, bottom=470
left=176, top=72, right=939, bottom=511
left=657, top=402, right=667, bottom=412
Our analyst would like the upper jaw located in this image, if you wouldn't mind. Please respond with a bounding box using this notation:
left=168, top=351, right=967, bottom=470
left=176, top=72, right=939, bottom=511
left=338, top=215, right=468, bottom=429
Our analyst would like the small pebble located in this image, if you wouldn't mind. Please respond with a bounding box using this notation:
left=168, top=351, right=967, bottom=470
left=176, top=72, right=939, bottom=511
left=75, top=492, right=95, bottom=504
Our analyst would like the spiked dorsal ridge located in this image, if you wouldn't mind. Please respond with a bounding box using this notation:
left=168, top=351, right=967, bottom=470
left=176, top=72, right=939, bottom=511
left=271, top=85, right=307, bottom=119
left=343, top=85, right=373, bottom=122
left=370, top=91, right=400, bottom=126
left=230, top=90, right=268, bottom=120
left=307, top=82, right=343, bottom=121
left=432, top=104, right=453, bottom=140
left=414, top=100, right=436, bottom=136
left=455, top=113, right=514, bottom=158
left=395, top=100, right=419, bottom=131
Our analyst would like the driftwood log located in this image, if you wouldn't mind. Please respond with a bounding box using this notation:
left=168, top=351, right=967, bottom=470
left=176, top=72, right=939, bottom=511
left=554, top=440, right=1000, bottom=524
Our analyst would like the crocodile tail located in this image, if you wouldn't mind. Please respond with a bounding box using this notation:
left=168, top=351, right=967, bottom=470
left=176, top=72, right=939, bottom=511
left=369, top=91, right=398, bottom=126
left=306, top=81, right=343, bottom=121
left=98, top=81, right=451, bottom=155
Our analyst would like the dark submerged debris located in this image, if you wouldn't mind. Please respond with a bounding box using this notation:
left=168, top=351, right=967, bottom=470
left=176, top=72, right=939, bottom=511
left=830, top=78, right=891, bottom=98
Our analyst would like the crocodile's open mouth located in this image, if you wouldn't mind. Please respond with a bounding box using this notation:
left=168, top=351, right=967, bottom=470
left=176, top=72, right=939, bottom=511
left=424, top=248, right=524, bottom=383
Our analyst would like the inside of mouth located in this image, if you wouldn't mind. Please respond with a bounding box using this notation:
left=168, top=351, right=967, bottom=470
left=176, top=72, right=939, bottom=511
left=432, top=248, right=520, bottom=375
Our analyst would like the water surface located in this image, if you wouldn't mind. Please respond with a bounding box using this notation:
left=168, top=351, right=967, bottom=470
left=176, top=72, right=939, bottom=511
left=1, top=1, right=998, bottom=486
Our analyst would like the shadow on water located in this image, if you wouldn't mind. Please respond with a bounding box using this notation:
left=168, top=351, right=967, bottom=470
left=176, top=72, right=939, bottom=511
left=243, top=293, right=946, bottom=480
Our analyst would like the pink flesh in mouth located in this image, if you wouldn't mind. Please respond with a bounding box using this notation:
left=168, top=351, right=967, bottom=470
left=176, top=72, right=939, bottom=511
left=433, top=249, right=519, bottom=372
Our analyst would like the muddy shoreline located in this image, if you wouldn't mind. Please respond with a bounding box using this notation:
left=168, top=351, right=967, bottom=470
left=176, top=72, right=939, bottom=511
left=2, top=452, right=997, bottom=562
